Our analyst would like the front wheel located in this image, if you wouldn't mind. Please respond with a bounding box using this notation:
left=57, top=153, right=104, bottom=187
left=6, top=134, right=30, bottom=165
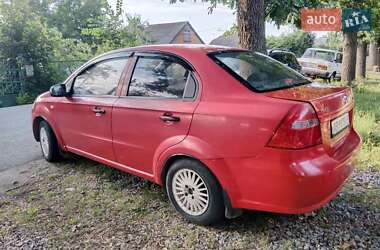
left=166, top=159, right=224, bottom=225
left=39, top=120, right=60, bottom=162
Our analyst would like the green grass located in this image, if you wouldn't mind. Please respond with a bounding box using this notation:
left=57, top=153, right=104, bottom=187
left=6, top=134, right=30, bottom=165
left=353, top=76, right=380, bottom=170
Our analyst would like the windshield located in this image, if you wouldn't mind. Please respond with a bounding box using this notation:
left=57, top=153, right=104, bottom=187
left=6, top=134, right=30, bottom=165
left=210, top=51, right=309, bottom=92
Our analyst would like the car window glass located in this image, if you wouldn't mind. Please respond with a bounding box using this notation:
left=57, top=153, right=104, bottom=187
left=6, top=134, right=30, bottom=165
left=211, top=51, right=308, bottom=92
left=271, top=53, right=297, bottom=66
left=314, top=51, right=335, bottom=62
left=73, top=58, right=128, bottom=96
left=302, top=49, right=314, bottom=58
left=183, top=75, right=197, bottom=99
left=128, top=57, right=189, bottom=98
left=336, top=53, right=343, bottom=63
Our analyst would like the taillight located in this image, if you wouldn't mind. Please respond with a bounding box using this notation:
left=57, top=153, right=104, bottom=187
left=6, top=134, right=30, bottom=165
left=317, top=64, right=328, bottom=70
left=268, top=103, right=322, bottom=149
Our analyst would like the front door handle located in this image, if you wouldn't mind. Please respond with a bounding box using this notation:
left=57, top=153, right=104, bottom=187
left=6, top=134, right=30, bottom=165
left=92, top=107, right=106, bottom=115
left=160, top=113, right=180, bottom=122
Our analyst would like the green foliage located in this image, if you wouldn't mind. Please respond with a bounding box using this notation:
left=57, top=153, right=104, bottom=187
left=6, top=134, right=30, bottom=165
left=266, top=30, right=315, bottom=56
left=16, top=92, right=33, bottom=105
left=0, top=0, right=64, bottom=95
left=0, top=0, right=148, bottom=101
left=170, top=0, right=323, bottom=26
left=313, top=32, right=343, bottom=51
left=353, top=80, right=380, bottom=170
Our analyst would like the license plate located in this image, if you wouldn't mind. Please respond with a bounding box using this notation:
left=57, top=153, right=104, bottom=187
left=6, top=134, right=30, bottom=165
left=331, top=113, right=350, bottom=137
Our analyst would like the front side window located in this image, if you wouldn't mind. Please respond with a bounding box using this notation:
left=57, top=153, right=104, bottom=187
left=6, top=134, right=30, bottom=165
left=210, top=51, right=309, bottom=92
left=128, top=57, right=192, bottom=98
left=73, top=58, right=128, bottom=96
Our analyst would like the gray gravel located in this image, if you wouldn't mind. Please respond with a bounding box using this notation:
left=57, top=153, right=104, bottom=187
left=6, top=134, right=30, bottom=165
left=0, top=163, right=379, bottom=249
left=0, top=229, right=47, bottom=250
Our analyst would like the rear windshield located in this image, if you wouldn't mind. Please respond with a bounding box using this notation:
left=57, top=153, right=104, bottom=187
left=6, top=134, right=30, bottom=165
left=302, top=49, right=335, bottom=62
left=209, top=51, right=309, bottom=92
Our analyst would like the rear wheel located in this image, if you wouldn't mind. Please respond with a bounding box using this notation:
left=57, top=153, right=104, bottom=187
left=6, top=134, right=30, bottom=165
left=39, top=120, right=60, bottom=162
left=166, top=158, right=224, bottom=225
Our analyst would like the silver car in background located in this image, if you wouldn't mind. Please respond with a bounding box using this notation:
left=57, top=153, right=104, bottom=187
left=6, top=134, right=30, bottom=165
left=298, top=48, right=342, bottom=81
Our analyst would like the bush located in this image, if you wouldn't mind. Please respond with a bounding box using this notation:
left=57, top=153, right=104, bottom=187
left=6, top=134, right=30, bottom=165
left=16, top=92, right=34, bottom=105
left=266, top=30, right=315, bottom=57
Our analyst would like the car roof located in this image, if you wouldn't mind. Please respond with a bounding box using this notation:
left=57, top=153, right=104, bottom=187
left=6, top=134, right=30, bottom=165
left=267, top=49, right=296, bottom=56
left=102, top=44, right=247, bottom=57
left=306, top=48, right=342, bottom=54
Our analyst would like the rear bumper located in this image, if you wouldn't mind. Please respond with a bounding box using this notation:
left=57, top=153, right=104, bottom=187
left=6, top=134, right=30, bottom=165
left=204, top=128, right=361, bottom=214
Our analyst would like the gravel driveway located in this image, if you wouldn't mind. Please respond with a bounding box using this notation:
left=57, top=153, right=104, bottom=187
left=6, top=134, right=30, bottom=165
left=0, top=158, right=379, bottom=249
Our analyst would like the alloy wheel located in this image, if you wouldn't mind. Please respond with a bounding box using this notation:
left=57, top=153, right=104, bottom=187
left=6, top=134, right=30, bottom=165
left=172, top=168, right=209, bottom=216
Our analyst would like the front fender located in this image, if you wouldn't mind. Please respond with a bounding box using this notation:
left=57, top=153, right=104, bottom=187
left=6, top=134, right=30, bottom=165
left=32, top=102, right=66, bottom=150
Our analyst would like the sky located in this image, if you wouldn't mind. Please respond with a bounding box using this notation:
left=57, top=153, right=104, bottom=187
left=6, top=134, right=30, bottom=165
left=108, top=0, right=297, bottom=43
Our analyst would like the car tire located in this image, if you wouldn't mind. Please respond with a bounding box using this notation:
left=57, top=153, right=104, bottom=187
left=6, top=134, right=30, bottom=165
left=39, top=120, right=60, bottom=162
left=166, top=158, right=225, bottom=225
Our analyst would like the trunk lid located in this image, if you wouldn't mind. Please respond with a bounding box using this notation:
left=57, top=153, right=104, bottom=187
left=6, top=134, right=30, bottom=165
left=265, top=82, right=354, bottom=151
left=297, top=58, right=329, bottom=69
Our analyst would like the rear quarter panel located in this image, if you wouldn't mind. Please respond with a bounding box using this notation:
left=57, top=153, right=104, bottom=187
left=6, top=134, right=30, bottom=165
left=189, top=95, right=295, bottom=158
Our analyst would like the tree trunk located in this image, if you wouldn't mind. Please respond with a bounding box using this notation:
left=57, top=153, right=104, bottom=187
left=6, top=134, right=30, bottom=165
left=237, top=0, right=266, bottom=53
left=355, top=40, right=367, bottom=79
left=368, top=41, right=379, bottom=71
left=341, top=32, right=357, bottom=85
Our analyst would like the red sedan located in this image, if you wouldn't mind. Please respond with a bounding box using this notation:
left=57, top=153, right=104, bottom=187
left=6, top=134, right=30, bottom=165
left=32, top=45, right=361, bottom=225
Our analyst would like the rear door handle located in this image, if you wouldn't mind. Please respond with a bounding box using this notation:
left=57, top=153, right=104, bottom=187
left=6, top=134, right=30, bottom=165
left=160, top=113, right=180, bottom=122
left=92, top=107, right=106, bottom=115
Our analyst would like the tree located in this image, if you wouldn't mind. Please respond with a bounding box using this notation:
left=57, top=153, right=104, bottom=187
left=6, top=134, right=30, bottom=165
left=368, top=40, right=379, bottom=70
left=266, top=30, right=315, bottom=56
left=0, top=0, right=149, bottom=102
left=356, top=37, right=367, bottom=79
left=168, top=0, right=321, bottom=52
left=341, top=32, right=357, bottom=84
left=47, top=0, right=119, bottom=46
left=313, top=32, right=343, bottom=50
left=236, top=0, right=266, bottom=52
left=0, top=0, right=63, bottom=95
left=367, top=1, right=380, bottom=71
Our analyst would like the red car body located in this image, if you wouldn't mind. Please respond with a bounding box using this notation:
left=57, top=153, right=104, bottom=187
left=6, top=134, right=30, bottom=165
left=32, top=45, right=361, bottom=215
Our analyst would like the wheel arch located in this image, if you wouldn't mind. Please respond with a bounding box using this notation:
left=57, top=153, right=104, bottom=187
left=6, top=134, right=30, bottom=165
left=159, top=153, right=242, bottom=218
left=33, top=116, right=45, bottom=141
left=32, top=115, right=65, bottom=150
left=160, top=154, right=209, bottom=188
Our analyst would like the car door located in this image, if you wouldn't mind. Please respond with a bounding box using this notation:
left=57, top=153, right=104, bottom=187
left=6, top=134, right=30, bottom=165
left=55, top=54, right=130, bottom=161
left=112, top=52, right=199, bottom=175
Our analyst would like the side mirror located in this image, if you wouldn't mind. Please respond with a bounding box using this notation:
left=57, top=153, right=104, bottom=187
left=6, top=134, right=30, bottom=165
left=50, top=83, right=67, bottom=97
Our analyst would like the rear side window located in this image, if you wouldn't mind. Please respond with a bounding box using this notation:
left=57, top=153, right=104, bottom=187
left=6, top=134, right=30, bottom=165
left=128, top=57, right=195, bottom=99
left=210, top=51, right=309, bottom=92
left=73, top=58, right=128, bottom=96
left=336, top=53, right=343, bottom=63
